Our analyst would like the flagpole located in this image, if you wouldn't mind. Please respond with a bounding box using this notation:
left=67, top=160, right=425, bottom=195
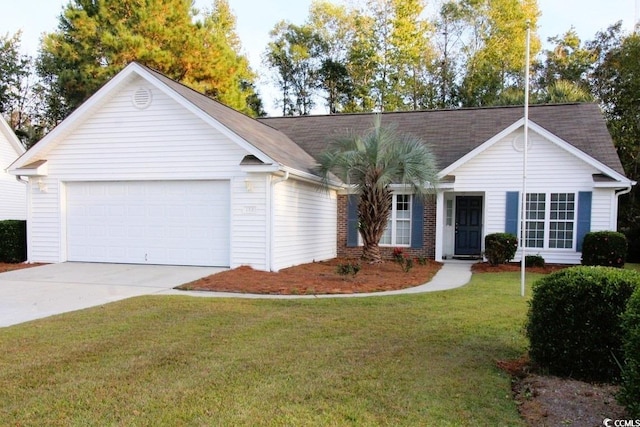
left=521, top=21, right=531, bottom=297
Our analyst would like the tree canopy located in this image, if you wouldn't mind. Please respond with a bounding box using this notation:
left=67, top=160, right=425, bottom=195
left=36, top=0, right=260, bottom=124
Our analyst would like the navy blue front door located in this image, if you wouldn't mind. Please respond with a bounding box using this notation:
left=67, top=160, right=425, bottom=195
left=455, top=196, right=483, bottom=256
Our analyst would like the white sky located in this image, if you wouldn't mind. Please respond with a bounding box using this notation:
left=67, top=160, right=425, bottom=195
left=0, top=0, right=636, bottom=115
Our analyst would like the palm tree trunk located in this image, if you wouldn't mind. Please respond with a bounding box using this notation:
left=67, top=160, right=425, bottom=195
left=361, top=241, right=382, bottom=263
left=358, top=180, right=392, bottom=263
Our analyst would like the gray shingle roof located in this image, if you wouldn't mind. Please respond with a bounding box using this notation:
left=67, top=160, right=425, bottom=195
left=258, top=103, right=625, bottom=176
left=142, top=63, right=624, bottom=179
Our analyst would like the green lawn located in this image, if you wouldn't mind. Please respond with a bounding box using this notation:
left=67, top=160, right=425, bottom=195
left=0, top=272, right=542, bottom=426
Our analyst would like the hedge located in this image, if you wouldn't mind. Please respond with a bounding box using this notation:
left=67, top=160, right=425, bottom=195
left=526, top=266, right=640, bottom=382
left=0, top=220, right=27, bottom=263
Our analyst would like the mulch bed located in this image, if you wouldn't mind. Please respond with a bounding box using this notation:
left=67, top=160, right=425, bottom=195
left=0, top=262, right=42, bottom=273
left=179, top=258, right=442, bottom=295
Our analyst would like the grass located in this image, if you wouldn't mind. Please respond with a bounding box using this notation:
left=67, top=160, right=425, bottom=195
left=0, top=272, right=542, bottom=426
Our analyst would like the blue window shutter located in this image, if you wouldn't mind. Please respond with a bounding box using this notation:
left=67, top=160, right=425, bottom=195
left=347, top=194, right=359, bottom=247
left=577, top=191, right=592, bottom=251
left=505, top=192, right=520, bottom=235
left=411, top=196, right=424, bottom=248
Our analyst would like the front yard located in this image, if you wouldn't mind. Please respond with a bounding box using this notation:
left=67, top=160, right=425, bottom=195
left=0, top=271, right=530, bottom=425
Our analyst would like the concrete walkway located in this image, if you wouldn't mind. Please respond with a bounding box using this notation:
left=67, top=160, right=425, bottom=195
left=0, top=260, right=474, bottom=327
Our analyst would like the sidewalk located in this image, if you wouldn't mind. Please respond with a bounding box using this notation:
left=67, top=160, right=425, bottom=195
left=163, top=260, right=475, bottom=299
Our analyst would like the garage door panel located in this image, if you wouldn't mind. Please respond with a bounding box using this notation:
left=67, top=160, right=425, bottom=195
left=67, top=181, right=230, bottom=266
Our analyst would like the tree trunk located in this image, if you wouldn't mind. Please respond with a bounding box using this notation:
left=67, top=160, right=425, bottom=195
left=358, top=179, right=392, bottom=263
left=361, top=241, right=382, bottom=263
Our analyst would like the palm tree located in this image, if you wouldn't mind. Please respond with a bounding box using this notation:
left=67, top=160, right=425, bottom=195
left=318, top=115, right=438, bottom=263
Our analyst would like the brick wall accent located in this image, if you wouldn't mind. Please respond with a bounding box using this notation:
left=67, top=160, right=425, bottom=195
left=336, top=194, right=437, bottom=260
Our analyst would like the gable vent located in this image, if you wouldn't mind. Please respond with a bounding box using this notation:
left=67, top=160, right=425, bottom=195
left=512, top=134, right=532, bottom=152
left=132, top=87, right=152, bottom=109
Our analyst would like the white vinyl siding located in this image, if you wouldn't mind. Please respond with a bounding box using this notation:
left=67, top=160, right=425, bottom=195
left=447, top=128, right=613, bottom=264
left=272, top=178, right=336, bottom=271
left=25, top=76, right=261, bottom=266
left=230, top=176, right=268, bottom=270
left=0, top=130, right=26, bottom=220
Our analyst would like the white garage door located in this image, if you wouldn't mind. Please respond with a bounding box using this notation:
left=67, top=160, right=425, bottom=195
left=66, top=181, right=230, bottom=266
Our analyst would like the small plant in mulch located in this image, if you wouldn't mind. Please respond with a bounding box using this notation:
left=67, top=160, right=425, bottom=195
left=392, top=247, right=414, bottom=273
left=416, top=256, right=428, bottom=266
left=336, top=261, right=361, bottom=279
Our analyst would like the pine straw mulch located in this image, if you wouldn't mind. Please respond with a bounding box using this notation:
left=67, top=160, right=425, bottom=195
left=497, top=357, right=629, bottom=426
left=0, top=262, right=43, bottom=273
left=179, top=258, right=442, bottom=295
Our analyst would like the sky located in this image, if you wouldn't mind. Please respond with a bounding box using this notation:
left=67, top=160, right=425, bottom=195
left=0, top=0, right=637, bottom=115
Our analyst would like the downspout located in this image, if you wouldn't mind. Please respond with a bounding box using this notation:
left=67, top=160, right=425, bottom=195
left=268, top=171, right=289, bottom=272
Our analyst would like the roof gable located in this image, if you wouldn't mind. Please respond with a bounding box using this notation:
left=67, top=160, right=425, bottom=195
left=10, top=63, right=320, bottom=178
left=440, top=118, right=629, bottom=183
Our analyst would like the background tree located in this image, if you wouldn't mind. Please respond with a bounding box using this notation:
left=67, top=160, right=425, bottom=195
left=534, top=27, right=594, bottom=93
left=589, top=24, right=640, bottom=230
left=265, top=21, right=323, bottom=115
left=318, top=116, right=438, bottom=263
left=36, top=0, right=259, bottom=124
left=457, top=0, right=541, bottom=107
left=0, top=32, right=43, bottom=147
left=432, top=1, right=466, bottom=108
left=308, top=1, right=354, bottom=113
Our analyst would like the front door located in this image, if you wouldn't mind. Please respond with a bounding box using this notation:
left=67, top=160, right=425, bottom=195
left=455, top=196, right=483, bottom=256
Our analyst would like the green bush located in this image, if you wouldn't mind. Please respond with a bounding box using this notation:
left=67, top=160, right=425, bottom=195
left=0, top=220, right=27, bottom=263
left=484, top=233, right=518, bottom=265
left=619, top=287, right=640, bottom=417
left=526, top=266, right=640, bottom=382
left=336, top=262, right=361, bottom=278
left=525, top=254, right=545, bottom=268
left=581, top=231, right=627, bottom=268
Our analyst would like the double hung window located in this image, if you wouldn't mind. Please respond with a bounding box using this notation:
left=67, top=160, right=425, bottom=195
left=380, top=194, right=412, bottom=246
left=525, top=192, right=575, bottom=249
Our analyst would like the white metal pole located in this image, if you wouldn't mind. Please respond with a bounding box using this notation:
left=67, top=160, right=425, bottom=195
left=521, top=21, right=531, bottom=297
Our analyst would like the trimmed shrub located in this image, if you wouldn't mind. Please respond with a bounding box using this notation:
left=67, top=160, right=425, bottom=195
left=581, top=231, right=627, bottom=268
left=526, top=266, right=640, bottom=382
left=525, top=254, right=545, bottom=268
left=0, top=220, right=27, bottom=263
left=484, top=233, right=518, bottom=265
left=619, top=287, right=640, bottom=417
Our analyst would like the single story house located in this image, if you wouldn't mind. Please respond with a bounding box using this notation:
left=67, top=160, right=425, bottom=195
left=1, top=115, right=26, bottom=220
left=8, top=62, right=634, bottom=270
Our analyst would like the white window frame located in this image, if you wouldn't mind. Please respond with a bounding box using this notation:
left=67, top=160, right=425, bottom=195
left=359, top=193, right=412, bottom=247
left=524, top=192, right=576, bottom=250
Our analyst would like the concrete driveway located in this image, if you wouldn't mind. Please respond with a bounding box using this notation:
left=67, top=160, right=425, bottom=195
left=0, top=262, right=226, bottom=327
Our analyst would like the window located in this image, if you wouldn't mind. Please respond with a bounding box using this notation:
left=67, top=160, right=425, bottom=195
left=525, top=193, right=545, bottom=248
left=380, top=194, right=412, bottom=246
left=524, top=192, right=575, bottom=249
left=549, top=193, right=575, bottom=248
left=446, top=199, right=453, bottom=226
